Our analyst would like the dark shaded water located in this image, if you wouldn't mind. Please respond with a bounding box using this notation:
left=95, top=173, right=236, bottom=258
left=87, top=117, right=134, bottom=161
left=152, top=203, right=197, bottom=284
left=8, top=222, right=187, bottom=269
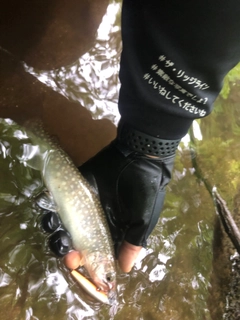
left=1, top=1, right=240, bottom=319
left=25, top=2, right=122, bottom=126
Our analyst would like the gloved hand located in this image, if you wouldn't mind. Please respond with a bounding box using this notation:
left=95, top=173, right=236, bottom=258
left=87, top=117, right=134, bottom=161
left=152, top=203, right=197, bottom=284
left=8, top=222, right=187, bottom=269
left=79, top=121, right=179, bottom=271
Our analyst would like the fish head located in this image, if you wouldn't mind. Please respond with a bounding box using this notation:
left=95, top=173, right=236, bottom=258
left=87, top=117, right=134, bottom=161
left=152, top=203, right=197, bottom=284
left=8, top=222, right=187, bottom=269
left=84, top=251, right=117, bottom=295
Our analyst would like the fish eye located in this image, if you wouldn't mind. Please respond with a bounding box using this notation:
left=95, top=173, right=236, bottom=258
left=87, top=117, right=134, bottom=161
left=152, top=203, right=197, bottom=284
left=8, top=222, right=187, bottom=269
left=106, top=272, right=114, bottom=283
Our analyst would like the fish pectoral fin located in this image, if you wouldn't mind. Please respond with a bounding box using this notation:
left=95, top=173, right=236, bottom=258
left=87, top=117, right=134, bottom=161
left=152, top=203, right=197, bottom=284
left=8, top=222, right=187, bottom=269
left=35, top=191, right=58, bottom=212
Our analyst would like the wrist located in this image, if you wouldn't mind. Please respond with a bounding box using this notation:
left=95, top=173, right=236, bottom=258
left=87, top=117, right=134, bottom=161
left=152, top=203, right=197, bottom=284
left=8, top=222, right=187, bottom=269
left=117, top=120, right=180, bottom=158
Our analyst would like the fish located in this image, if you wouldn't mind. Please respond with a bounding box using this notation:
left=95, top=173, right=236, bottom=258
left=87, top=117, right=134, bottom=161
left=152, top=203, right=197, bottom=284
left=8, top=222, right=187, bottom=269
left=20, top=119, right=116, bottom=303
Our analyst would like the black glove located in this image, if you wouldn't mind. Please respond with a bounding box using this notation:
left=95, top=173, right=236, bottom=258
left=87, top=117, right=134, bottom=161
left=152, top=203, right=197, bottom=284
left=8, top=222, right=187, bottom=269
left=79, top=122, right=179, bottom=254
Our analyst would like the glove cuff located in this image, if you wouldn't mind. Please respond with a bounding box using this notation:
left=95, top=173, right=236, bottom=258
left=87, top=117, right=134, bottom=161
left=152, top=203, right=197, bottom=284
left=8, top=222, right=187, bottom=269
left=117, top=120, right=180, bottom=157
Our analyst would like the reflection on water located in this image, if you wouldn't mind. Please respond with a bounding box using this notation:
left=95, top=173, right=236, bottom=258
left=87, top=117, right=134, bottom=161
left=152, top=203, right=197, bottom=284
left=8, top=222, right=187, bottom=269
left=24, top=1, right=122, bottom=126
left=1, top=0, right=240, bottom=318
left=0, top=118, right=214, bottom=319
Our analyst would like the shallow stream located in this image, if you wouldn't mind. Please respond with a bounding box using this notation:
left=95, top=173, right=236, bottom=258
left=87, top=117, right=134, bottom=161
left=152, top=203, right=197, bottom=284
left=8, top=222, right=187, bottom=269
left=1, top=1, right=240, bottom=319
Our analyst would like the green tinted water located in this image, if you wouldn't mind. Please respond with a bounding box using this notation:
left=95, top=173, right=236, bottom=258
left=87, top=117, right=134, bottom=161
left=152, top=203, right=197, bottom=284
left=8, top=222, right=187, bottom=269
left=1, top=1, right=240, bottom=319
left=0, top=119, right=214, bottom=320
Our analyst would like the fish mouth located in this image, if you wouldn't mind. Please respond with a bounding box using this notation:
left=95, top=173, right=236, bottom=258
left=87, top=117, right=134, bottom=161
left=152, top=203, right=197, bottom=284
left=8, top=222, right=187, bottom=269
left=105, top=281, right=113, bottom=291
left=90, top=277, right=117, bottom=304
left=94, top=279, right=116, bottom=293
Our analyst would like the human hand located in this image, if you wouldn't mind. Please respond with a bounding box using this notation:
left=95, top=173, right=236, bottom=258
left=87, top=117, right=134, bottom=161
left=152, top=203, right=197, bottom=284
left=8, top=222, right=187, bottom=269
left=44, top=122, right=177, bottom=272
left=78, top=122, right=177, bottom=272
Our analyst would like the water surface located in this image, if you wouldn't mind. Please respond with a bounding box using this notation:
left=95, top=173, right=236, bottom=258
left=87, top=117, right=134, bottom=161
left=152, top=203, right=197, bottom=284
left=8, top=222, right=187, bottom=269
left=1, top=1, right=240, bottom=319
